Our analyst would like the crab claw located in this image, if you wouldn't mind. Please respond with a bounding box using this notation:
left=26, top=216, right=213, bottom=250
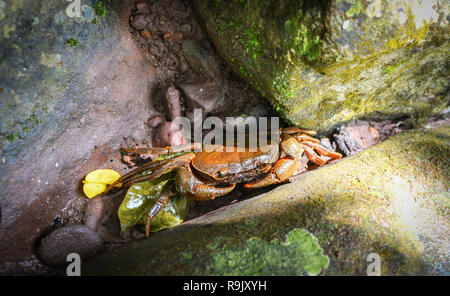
left=175, top=166, right=236, bottom=201
left=244, top=158, right=302, bottom=188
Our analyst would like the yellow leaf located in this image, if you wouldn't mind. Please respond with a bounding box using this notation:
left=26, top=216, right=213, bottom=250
left=83, top=169, right=122, bottom=199
left=83, top=182, right=107, bottom=199
left=85, top=169, right=121, bottom=184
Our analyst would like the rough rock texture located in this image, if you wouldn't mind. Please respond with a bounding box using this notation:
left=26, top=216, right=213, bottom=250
left=181, top=38, right=222, bottom=79
left=0, top=0, right=156, bottom=274
left=192, top=0, right=450, bottom=132
left=84, top=124, right=450, bottom=276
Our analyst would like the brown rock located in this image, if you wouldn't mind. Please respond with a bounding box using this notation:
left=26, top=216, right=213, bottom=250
left=181, top=39, right=221, bottom=79
left=171, top=32, right=184, bottom=43
left=176, top=80, right=223, bottom=113
left=135, top=2, right=150, bottom=12
left=165, top=86, right=182, bottom=120
left=84, top=196, right=104, bottom=231
left=130, top=14, right=148, bottom=30
left=0, top=2, right=157, bottom=273
left=36, top=225, right=103, bottom=267
left=334, top=122, right=380, bottom=156
left=153, top=122, right=187, bottom=147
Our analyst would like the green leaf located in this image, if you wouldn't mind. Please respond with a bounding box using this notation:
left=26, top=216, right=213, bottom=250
left=118, top=172, right=190, bottom=233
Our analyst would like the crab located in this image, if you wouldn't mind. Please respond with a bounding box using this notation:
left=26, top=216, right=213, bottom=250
left=104, top=127, right=342, bottom=237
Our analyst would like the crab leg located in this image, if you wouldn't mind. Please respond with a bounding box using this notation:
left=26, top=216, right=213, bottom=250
left=103, top=159, right=168, bottom=194
left=122, top=154, right=196, bottom=187
left=245, top=134, right=304, bottom=188
left=245, top=131, right=342, bottom=188
left=121, top=143, right=202, bottom=155
left=145, top=185, right=177, bottom=238
left=281, top=127, right=317, bottom=136
left=301, top=141, right=342, bottom=163
left=294, top=133, right=320, bottom=143
left=302, top=144, right=327, bottom=166
left=104, top=153, right=195, bottom=194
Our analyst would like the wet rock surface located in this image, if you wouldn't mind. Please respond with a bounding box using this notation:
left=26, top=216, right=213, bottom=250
left=85, top=123, right=450, bottom=275
left=84, top=196, right=105, bottom=231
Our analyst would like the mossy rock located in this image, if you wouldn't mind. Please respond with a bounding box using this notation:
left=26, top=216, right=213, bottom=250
left=85, top=123, right=450, bottom=275
left=0, top=0, right=118, bottom=156
left=192, top=0, right=450, bottom=132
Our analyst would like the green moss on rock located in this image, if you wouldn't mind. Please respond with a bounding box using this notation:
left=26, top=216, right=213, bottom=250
left=193, top=0, right=449, bottom=133
left=207, top=229, right=328, bottom=276
left=0, top=0, right=119, bottom=156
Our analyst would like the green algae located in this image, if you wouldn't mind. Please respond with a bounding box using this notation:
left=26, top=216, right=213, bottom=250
left=94, top=1, right=107, bottom=17
left=208, top=229, right=328, bottom=276
left=66, top=38, right=79, bottom=47
left=284, top=10, right=320, bottom=61
left=92, top=1, right=107, bottom=25
left=346, top=0, right=362, bottom=17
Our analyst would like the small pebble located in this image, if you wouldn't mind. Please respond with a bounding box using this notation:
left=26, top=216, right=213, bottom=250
left=334, top=122, right=380, bottom=156
left=171, top=32, right=184, bottom=43
left=130, top=15, right=148, bottom=30
left=140, top=30, right=151, bottom=40
left=147, top=115, right=164, bottom=128
left=135, top=2, right=149, bottom=11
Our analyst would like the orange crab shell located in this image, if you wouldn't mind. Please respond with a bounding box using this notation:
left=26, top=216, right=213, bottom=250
left=191, top=144, right=279, bottom=182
